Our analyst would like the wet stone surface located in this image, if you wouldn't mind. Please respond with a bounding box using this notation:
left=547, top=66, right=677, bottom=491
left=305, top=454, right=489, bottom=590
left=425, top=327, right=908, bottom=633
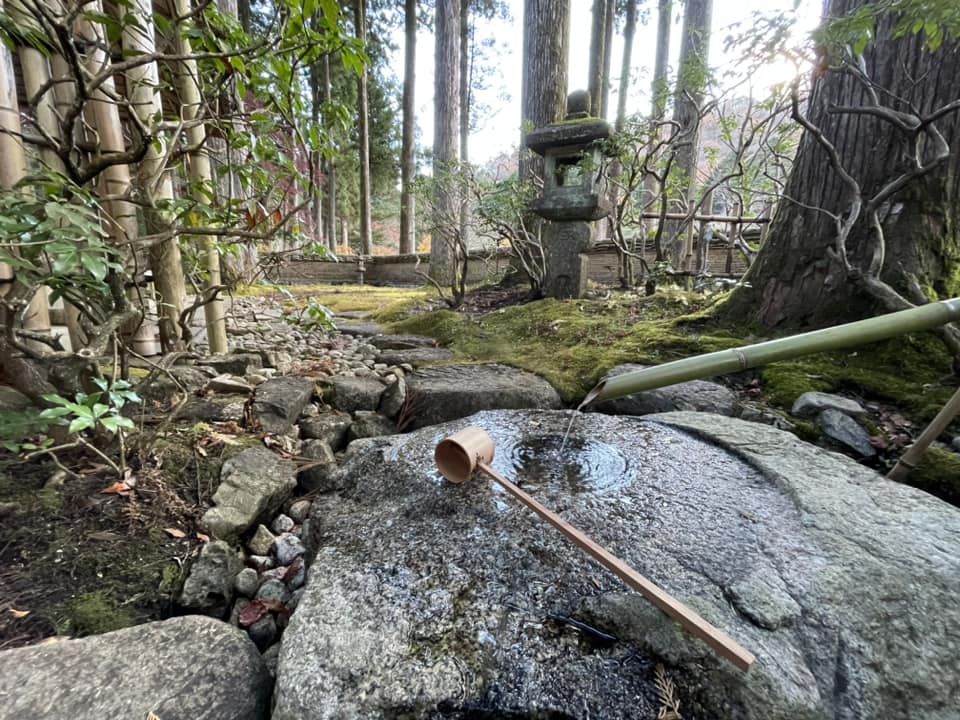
left=274, top=409, right=960, bottom=720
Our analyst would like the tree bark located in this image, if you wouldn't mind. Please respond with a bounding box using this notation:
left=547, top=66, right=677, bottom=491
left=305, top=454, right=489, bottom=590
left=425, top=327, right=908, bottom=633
left=355, top=0, right=373, bottom=256
left=615, top=0, right=637, bottom=132
left=720, top=0, right=960, bottom=331
left=431, top=0, right=460, bottom=284
left=458, top=0, right=471, bottom=253
left=399, top=0, right=417, bottom=255
left=323, top=54, right=338, bottom=254
left=587, top=0, right=607, bottom=117
left=520, top=0, right=569, bottom=182
left=665, top=0, right=712, bottom=267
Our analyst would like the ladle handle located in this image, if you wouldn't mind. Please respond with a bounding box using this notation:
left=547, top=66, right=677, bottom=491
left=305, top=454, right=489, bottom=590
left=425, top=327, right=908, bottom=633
left=476, top=461, right=755, bottom=672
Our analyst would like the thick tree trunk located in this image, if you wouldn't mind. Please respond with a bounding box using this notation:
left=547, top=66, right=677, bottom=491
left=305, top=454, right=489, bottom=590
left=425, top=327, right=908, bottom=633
left=458, top=0, right=471, bottom=253
left=600, top=0, right=614, bottom=119
left=520, top=0, right=569, bottom=182
left=587, top=0, right=608, bottom=117
left=323, top=54, right=338, bottom=254
left=399, top=0, right=417, bottom=255
left=665, top=0, right=712, bottom=268
left=355, top=0, right=373, bottom=256
left=720, top=1, right=960, bottom=331
left=431, top=0, right=460, bottom=285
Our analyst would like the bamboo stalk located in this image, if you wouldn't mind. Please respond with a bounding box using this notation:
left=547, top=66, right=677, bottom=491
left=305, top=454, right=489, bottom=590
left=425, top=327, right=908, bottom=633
left=583, top=298, right=960, bottom=406
left=172, top=0, right=228, bottom=354
left=887, top=385, right=960, bottom=482
left=476, top=460, right=755, bottom=671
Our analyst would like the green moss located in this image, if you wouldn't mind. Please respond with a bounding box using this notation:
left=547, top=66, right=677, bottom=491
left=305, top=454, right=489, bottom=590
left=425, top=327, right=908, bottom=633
left=158, top=563, right=183, bottom=596
left=388, top=310, right=466, bottom=346
left=790, top=420, right=823, bottom=444
left=906, top=447, right=960, bottom=507
left=55, top=591, right=136, bottom=637
left=762, top=332, right=954, bottom=420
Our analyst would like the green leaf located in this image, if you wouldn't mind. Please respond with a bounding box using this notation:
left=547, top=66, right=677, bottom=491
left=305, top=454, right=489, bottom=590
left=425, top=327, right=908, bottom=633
left=68, top=417, right=93, bottom=434
left=79, top=252, right=108, bottom=281
left=100, top=415, right=135, bottom=434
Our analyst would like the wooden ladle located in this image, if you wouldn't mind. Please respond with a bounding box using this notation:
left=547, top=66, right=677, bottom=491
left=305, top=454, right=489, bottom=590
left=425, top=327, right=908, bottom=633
left=434, top=426, right=755, bottom=672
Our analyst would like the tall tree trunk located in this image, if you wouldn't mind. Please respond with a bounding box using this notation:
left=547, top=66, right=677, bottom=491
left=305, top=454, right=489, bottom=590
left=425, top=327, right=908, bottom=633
left=458, top=0, right=471, bottom=253
left=399, top=0, right=417, bottom=255
left=665, top=0, right=712, bottom=268
left=600, top=0, right=614, bottom=119
left=615, top=0, right=637, bottom=131
left=720, top=0, right=960, bottom=331
left=355, top=0, right=373, bottom=256
left=173, top=0, right=228, bottom=353
left=431, top=0, right=460, bottom=284
left=124, top=0, right=186, bottom=350
left=323, top=54, right=338, bottom=253
left=587, top=0, right=608, bottom=117
left=520, top=0, right=569, bottom=182
left=643, top=0, right=672, bottom=245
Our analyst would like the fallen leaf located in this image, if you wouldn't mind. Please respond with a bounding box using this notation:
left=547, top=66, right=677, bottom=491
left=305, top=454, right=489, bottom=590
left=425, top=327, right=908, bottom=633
left=260, top=599, right=291, bottom=618
left=101, top=481, right=131, bottom=495
left=164, top=528, right=187, bottom=539
left=196, top=445, right=207, bottom=457
left=196, top=532, right=210, bottom=543
left=238, top=601, right=269, bottom=627
left=89, top=531, right=123, bottom=541
left=38, top=636, right=69, bottom=645
left=9, top=608, right=30, bottom=619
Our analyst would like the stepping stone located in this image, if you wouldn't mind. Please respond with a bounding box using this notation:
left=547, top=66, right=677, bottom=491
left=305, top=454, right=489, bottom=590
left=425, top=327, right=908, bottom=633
left=369, top=334, right=438, bottom=350
left=0, top=616, right=270, bottom=720
left=377, top=347, right=454, bottom=367
left=334, top=322, right=383, bottom=337
left=403, top=364, right=561, bottom=429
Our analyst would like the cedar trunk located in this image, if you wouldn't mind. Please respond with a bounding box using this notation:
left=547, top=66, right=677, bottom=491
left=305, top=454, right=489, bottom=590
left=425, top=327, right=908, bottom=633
left=720, top=1, right=960, bottom=331
left=355, top=0, right=373, bottom=256
left=399, top=0, right=417, bottom=255
left=431, top=0, right=459, bottom=284
left=520, top=0, right=569, bottom=182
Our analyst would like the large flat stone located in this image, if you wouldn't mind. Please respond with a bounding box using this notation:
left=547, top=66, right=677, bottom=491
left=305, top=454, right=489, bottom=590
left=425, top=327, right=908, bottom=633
left=274, top=410, right=960, bottom=720
left=0, top=616, right=271, bottom=720
left=250, top=376, right=315, bottom=433
left=376, top=347, right=454, bottom=367
left=403, top=364, right=562, bottom=429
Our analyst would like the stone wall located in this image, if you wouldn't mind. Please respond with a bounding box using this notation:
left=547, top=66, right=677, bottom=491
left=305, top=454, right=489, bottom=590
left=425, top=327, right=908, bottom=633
left=274, top=242, right=748, bottom=287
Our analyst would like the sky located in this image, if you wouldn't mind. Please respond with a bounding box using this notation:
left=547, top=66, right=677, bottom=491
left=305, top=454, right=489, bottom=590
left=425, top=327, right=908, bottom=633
left=394, top=0, right=823, bottom=165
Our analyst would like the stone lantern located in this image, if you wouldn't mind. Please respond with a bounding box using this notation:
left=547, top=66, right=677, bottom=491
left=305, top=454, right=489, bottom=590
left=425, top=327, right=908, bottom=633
left=526, top=91, right=611, bottom=299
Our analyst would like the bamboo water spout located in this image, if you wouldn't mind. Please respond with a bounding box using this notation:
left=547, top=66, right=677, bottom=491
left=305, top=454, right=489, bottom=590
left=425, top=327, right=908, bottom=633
left=582, top=298, right=960, bottom=407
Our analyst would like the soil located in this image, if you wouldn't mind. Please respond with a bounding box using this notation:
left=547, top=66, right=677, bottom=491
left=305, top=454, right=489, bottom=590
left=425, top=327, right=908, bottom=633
left=1, top=283, right=957, bottom=650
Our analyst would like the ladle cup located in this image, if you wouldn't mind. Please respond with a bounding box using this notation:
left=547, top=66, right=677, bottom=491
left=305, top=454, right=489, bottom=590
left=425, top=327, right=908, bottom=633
left=434, top=426, right=755, bottom=672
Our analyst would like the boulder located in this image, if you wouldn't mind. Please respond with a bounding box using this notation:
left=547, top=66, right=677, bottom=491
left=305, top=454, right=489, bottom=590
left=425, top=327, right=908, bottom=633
left=335, top=321, right=383, bottom=337
left=792, top=391, right=866, bottom=418
left=377, top=347, right=454, bottom=367
left=587, top=363, right=739, bottom=416
left=206, top=374, right=254, bottom=394
left=0, top=385, right=32, bottom=412
left=250, top=376, right=315, bottom=434
left=274, top=410, right=960, bottom=720
left=299, top=412, right=352, bottom=449
left=179, top=540, right=243, bottom=616
left=325, top=376, right=385, bottom=414
left=202, top=448, right=297, bottom=541
left=298, top=439, right=338, bottom=493
left=137, top=365, right=210, bottom=402
left=0, top=616, right=270, bottom=720
left=174, top=395, right=246, bottom=423
left=403, top=364, right=562, bottom=430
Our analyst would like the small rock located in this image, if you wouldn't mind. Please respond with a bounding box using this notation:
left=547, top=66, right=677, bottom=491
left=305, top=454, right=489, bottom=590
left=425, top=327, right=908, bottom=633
left=326, top=376, right=386, bottom=413
left=248, top=615, right=277, bottom=651
left=256, top=579, right=292, bottom=605
left=287, top=500, right=312, bottom=523
left=817, top=409, right=876, bottom=457
left=299, top=413, right=352, bottom=450
left=246, top=374, right=269, bottom=386
left=299, top=403, right=320, bottom=419
left=271, top=514, right=295, bottom=534
left=234, top=568, right=260, bottom=598
left=262, top=643, right=281, bottom=679
left=298, top=440, right=340, bottom=493
left=197, top=353, right=263, bottom=376
left=178, top=540, right=242, bottom=617
left=250, top=377, right=315, bottom=434
left=206, top=374, right=253, bottom=394
left=274, top=533, right=306, bottom=566
left=287, top=587, right=305, bottom=612
left=247, top=555, right=274, bottom=572
left=228, top=598, right=250, bottom=626
left=349, top=410, right=397, bottom=440
left=284, top=557, right=306, bottom=590
left=793, top=391, right=866, bottom=418
left=248, top=525, right=277, bottom=557
left=378, top=375, right=407, bottom=420
left=260, top=567, right=288, bottom=584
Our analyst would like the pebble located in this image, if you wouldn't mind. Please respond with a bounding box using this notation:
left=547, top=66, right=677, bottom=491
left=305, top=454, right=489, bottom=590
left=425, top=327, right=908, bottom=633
left=248, top=615, right=277, bottom=651
left=271, top=514, right=295, bottom=534
left=274, top=533, right=306, bottom=565
left=248, top=525, right=277, bottom=556
left=234, top=568, right=260, bottom=597
left=247, top=554, right=274, bottom=572
left=256, top=578, right=292, bottom=604
left=288, top=499, right=312, bottom=523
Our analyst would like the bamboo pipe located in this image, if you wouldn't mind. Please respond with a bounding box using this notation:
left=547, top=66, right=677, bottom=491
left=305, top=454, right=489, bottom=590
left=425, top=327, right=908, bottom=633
left=887, top=384, right=960, bottom=482
left=583, top=298, right=960, bottom=406
left=435, top=428, right=755, bottom=672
